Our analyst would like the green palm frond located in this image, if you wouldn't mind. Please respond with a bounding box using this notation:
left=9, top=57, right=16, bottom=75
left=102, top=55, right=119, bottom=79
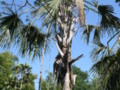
left=93, top=26, right=100, bottom=42
left=116, top=0, right=120, bottom=3
left=91, top=50, right=120, bottom=90
left=90, top=41, right=108, bottom=61
left=19, top=25, right=50, bottom=60
left=82, top=5, right=120, bottom=44
left=82, top=25, right=95, bottom=44
left=98, top=5, right=120, bottom=33
left=32, top=0, right=62, bottom=29
left=0, top=8, right=23, bottom=48
left=82, top=25, right=101, bottom=44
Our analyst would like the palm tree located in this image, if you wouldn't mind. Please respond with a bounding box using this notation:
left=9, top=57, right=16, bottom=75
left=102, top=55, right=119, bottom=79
left=82, top=4, right=120, bottom=89
left=20, top=63, right=37, bottom=90
left=0, top=0, right=120, bottom=90
left=3, top=74, right=17, bottom=90
left=89, top=34, right=120, bottom=90
left=33, top=1, right=120, bottom=90
left=0, top=51, right=18, bottom=89
left=2, top=63, right=37, bottom=90
left=91, top=47, right=120, bottom=90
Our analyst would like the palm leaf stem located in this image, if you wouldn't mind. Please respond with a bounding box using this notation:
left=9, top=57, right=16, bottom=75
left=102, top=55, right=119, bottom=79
left=107, top=31, right=120, bottom=55
left=18, top=7, right=36, bottom=17
left=84, top=4, right=99, bottom=14
left=84, top=0, right=97, bottom=7
left=111, top=39, right=118, bottom=50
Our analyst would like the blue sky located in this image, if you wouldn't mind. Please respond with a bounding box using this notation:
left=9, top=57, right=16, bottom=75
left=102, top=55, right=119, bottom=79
left=0, top=0, right=120, bottom=90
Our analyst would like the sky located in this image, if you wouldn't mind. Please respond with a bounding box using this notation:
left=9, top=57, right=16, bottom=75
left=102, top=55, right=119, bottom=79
left=0, top=0, right=120, bottom=90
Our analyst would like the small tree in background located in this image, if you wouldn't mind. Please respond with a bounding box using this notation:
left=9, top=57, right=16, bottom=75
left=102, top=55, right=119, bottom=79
left=72, top=66, right=94, bottom=90
left=0, top=52, right=37, bottom=90
left=0, top=51, right=18, bottom=89
left=3, top=63, right=37, bottom=90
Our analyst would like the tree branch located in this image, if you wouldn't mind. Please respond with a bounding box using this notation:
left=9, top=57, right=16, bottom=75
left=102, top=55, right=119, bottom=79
left=18, top=0, right=35, bottom=12
left=26, top=0, right=35, bottom=8
left=53, top=38, right=64, bottom=57
left=67, top=30, right=75, bottom=44
left=55, top=33, right=62, bottom=43
left=70, top=54, right=83, bottom=65
left=18, top=0, right=27, bottom=11
left=84, top=0, right=97, bottom=8
left=84, top=5, right=99, bottom=14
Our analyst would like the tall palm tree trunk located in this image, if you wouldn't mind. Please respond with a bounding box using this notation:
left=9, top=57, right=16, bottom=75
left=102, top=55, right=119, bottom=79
left=39, top=28, right=49, bottom=90
left=53, top=0, right=84, bottom=89
left=53, top=35, right=76, bottom=90
left=53, top=3, right=75, bottom=90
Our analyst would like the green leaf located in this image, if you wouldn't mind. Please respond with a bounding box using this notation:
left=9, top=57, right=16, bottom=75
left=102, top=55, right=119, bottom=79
left=98, top=5, right=120, bottom=34
left=19, top=25, right=50, bottom=60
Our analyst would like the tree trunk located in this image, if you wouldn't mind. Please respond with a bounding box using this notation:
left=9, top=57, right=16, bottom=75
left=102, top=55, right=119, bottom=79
left=53, top=2, right=75, bottom=89
left=53, top=40, right=76, bottom=90
left=39, top=28, right=49, bottom=90
left=52, top=0, right=84, bottom=89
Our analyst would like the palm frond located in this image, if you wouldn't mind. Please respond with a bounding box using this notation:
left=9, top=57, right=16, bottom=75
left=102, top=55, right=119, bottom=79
left=93, top=26, right=100, bottom=42
left=116, top=0, right=120, bottom=3
left=90, top=41, right=108, bottom=61
left=98, top=5, right=120, bottom=33
left=91, top=50, right=120, bottom=90
left=32, top=0, right=62, bottom=30
left=82, top=25, right=101, bottom=44
left=82, top=25, right=94, bottom=44
left=19, top=25, right=51, bottom=60
left=0, top=8, right=23, bottom=48
left=82, top=5, right=120, bottom=44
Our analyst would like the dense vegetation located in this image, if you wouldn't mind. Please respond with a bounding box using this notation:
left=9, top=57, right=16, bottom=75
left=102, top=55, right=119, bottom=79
left=0, top=52, right=37, bottom=90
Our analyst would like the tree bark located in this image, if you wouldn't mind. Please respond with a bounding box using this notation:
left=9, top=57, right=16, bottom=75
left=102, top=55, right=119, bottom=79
left=53, top=0, right=85, bottom=89
left=53, top=1, right=76, bottom=90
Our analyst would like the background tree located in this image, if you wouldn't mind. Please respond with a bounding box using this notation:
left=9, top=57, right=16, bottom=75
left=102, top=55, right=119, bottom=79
left=41, top=72, right=57, bottom=90
left=91, top=42, right=120, bottom=90
left=2, top=63, right=37, bottom=90
left=72, top=66, right=94, bottom=90
left=0, top=51, right=37, bottom=90
left=0, top=51, right=18, bottom=89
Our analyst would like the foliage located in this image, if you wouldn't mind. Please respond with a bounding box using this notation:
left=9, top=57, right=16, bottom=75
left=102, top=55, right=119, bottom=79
left=0, top=51, right=17, bottom=89
left=0, top=5, right=51, bottom=60
left=2, top=63, right=37, bottom=90
left=90, top=29, right=120, bottom=90
left=90, top=76, right=100, bottom=90
left=91, top=49, right=120, bottom=90
left=0, top=0, right=120, bottom=90
left=0, top=51, right=37, bottom=90
left=82, top=4, right=120, bottom=44
left=41, top=72, right=56, bottom=90
left=19, top=25, right=51, bottom=60
left=72, top=66, right=94, bottom=90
